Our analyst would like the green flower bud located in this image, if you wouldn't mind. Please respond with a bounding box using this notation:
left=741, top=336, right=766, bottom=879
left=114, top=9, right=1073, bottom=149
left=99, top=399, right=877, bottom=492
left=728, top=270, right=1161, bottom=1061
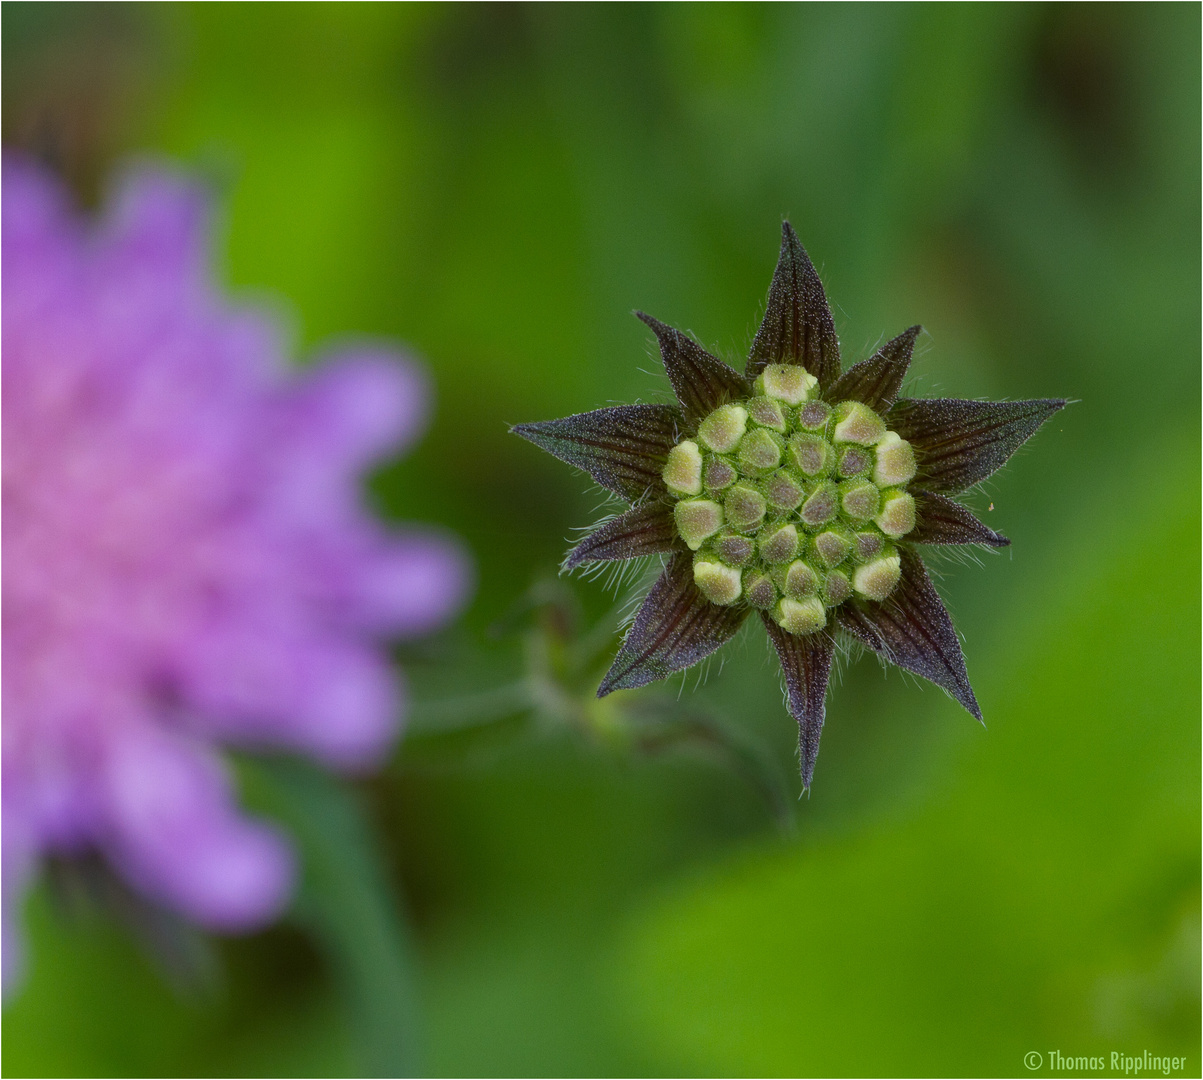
left=738, top=428, right=784, bottom=475
left=756, top=363, right=816, bottom=406
left=698, top=404, right=748, bottom=454
left=774, top=596, right=827, bottom=635
left=789, top=433, right=832, bottom=477
left=800, top=481, right=839, bottom=527
left=693, top=560, right=742, bottom=605
left=852, top=554, right=901, bottom=601
left=716, top=532, right=755, bottom=567
left=814, top=529, right=852, bottom=568
left=781, top=559, right=821, bottom=599
left=875, top=490, right=916, bottom=538
left=724, top=484, right=767, bottom=533
left=747, top=395, right=787, bottom=432
left=703, top=456, right=737, bottom=491
left=839, top=478, right=881, bottom=521
left=873, top=431, right=916, bottom=487
left=675, top=499, right=724, bottom=550
left=836, top=446, right=871, bottom=478
left=823, top=570, right=852, bottom=606
left=797, top=400, right=831, bottom=431
left=833, top=400, right=886, bottom=446
left=662, top=440, right=703, bottom=496
left=759, top=523, right=799, bottom=564
left=743, top=568, right=780, bottom=609
left=764, top=472, right=805, bottom=510
left=854, top=531, right=884, bottom=561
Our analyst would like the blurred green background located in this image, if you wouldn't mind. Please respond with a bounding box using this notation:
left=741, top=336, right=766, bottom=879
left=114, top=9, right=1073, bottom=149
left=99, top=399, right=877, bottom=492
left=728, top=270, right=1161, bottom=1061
left=3, top=3, right=1199, bottom=1077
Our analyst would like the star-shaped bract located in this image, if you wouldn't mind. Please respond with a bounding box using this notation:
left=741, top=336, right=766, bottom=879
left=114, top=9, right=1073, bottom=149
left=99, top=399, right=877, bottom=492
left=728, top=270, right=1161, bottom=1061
left=514, top=225, right=1063, bottom=788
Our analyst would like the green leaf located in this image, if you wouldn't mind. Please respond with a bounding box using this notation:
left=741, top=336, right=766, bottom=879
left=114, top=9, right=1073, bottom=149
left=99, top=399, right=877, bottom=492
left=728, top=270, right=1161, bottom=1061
left=238, top=757, right=423, bottom=1078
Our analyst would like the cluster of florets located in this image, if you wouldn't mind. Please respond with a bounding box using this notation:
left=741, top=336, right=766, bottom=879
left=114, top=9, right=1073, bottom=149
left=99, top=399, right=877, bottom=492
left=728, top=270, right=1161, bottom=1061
left=661, top=363, right=917, bottom=636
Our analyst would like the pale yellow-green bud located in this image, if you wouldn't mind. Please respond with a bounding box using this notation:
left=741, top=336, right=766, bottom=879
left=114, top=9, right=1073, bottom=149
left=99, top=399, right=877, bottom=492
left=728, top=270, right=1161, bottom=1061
left=789, top=433, right=832, bottom=477
left=693, top=560, right=742, bottom=605
left=823, top=570, right=852, bottom=605
left=837, top=446, right=871, bottom=478
left=765, top=472, right=804, bottom=510
left=774, top=596, right=827, bottom=635
left=855, top=531, right=884, bottom=560
left=833, top=400, right=886, bottom=446
left=738, top=428, right=783, bottom=474
left=675, top=499, right=724, bottom=550
left=747, top=396, right=787, bottom=432
left=873, top=431, right=916, bottom=487
left=781, top=559, right=821, bottom=599
left=814, top=529, right=852, bottom=568
left=698, top=404, right=748, bottom=454
left=662, top=440, right=703, bottom=496
left=875, top=490, right=916, bottom=538
left=743, top=568, right=779, bottom=609
left=800, top=481, right=838, bottom=527
left=852, top=555, right=901, bottom=601
left=757, top=364, right=816, bottom=406
left=840, top=478, right=881, bottom=521
left=724, top=485, right=767, bottom=533
left=716, top=533, right=755, bottom=567
left=703, top=456, right=736, bottom=491
left=759, top=523, right=799, bottom=564
left=797, top=400, right=831, bottom=431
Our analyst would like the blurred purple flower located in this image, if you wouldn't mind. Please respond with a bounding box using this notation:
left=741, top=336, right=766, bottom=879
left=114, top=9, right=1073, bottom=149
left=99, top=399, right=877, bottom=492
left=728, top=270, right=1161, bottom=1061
left=1, top=159, right=472, bottom=986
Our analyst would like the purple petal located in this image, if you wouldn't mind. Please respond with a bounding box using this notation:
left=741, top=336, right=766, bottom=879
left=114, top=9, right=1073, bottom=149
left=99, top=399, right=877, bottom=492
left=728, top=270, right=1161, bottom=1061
left=179, top=631, right=403, bottom=768
left=512, top=404, right=681, bottom=502
left=347, top=530, right=473, bottom=636
left=888, top=397, right=1067, bottom=494
left=837, top=548, right=981, bottom=720
left=826, top=326, right=919, bottom=412
left=747, top=222, right=840, bottom=388
left=297, top=346, right=432, bottom=462
left=563, top=502, right=681, bottom=571
left=761, top=615, right=835, bottom=790
left=598, top=554, right=749, bottom=695
left=97, top=166, right=212, bottom=293
left=910, top=492, right=1010, bottom=547
left=636, top=313, right=749, bottom=426
left=100, top=727, right=294, bottom=930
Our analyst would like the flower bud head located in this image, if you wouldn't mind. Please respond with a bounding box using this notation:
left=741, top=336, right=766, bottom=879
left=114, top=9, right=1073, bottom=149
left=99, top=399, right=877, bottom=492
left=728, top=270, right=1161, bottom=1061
left=703, top=456, right=737, bottom=491
left=874, top=490, right=916, bottom=538
left=693, top=560, right=742, bottom=605
left=698, top=404, right=748, bottom=453
left=759, top=523, right=799, bottom=564
left=814, top=529, right=852, bottom=568
left=774, top=596, right=827, bottom=635
left=800, top=481, right=838, bottom=527
left=747, top=396, right=787, bottom=432
left=674, top=499, right=724, bottom=550
left=662, top=440, right=703, bottom=496
left=757, top=364, right=816, bottom=406
left=873, top=431, right=916, bottom=487
left=833, top=401, right=886, bottom=446
left=852, top=554, right=901, bottom=601
left=724, top=484, right=767, bottom=533
left=743, top=568, right=780, bottom=609
left=839, top=478, right=881, bottom=521
left=789, top=433, right=832, bottom=477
